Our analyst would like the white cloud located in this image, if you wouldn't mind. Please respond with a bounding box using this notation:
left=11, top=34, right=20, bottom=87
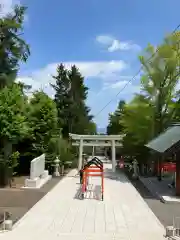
left=17, top=60, right=128, bottom=91
left=111, top=81, right=140, bottom=94
left=0, top=0, right=18, bottom=17
left=102, top=79, right=140, bottom=93
left=96, top=35, right=113, bottom=45
left=17, top=61, right=139, bottom=128
left=96, top=35, right=141, bottom=52
left=108, top=80, right=128, bottom=89
left=63, top=61, right=127, bottom=79
left=0, top=0, right=28, bottom=22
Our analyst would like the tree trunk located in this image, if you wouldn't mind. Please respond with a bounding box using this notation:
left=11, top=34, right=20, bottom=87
left=0, top=164, right=8, bottom=187
left=1, top=138, right=13, bottom=187
left=155, top=99, right=163, bottom=181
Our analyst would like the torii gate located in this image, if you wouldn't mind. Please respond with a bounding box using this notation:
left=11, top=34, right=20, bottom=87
left=69, top=133, right=124, bottom=172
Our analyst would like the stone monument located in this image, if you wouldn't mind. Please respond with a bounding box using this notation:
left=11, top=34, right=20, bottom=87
left=23, top=154, right=52, bottom=189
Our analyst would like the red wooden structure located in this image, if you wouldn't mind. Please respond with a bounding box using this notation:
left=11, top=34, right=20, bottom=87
left=163, top=163, right=176, bottom=172
left=157, top=162, right=176, bottom=173
left=81, top=157, right=104, bottom=200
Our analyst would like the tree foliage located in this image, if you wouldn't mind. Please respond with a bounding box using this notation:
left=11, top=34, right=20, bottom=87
left=28, top=91, right=58, bottom=157
left=0, top=84, right=29, bottom=150
left=0, top=3, right=98, bottom=186
left=0, top=5, right=30, bottom=88
left=52, top=64, right=96, bottom=138
left=0, top=83, right=29, bottom=185
left=107, top=100, right=125, bottom=135
left=107, top=31, right=180, bottom=162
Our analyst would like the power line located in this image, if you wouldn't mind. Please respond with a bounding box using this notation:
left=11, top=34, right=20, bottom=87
left=94, top=24, right=180, bottom=118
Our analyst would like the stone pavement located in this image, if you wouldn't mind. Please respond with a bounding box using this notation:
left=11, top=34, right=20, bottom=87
left=0, top=164, right=166, bottom=240
left=140, top=176, right=180, bottom=203
left=139, top=176, right=174, bottom=199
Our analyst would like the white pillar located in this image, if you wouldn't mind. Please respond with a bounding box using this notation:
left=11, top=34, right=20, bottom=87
left=92, top=146, right=95, bottom=157
left=111, top=140, right=116, bottom=172
left=78, top=138, right=83, bottom=171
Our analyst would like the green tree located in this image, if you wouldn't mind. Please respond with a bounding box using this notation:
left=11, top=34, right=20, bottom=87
left=52, top=64, right=95, bottom=137
left=107, top=100, right=126, bottom=135
left=28, top=91, right=59, bottom=158
left=0, top=4, right=30, bottom=88
left=47, top=136, right=74, bottom=174
left=120, top=95, right=153, bottom=161
left=139, top=31, right=180, bottom=136
left=85, top=121, right=97, bottom=134
left=0, top=84, right=29, bottom=185
left=135, top=31, right=180, bottom=177
left=0, top=84, right=29, bottom=155
left=107, top=31, right=180, bottom=167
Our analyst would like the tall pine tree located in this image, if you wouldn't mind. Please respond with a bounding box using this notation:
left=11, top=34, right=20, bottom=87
left=51, top=64, right=95, bottom=138
left=0, top=5, right=30, bottom=88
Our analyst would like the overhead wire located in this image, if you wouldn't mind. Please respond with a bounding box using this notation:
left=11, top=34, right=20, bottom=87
left=94, top=24, right=180, bottom=118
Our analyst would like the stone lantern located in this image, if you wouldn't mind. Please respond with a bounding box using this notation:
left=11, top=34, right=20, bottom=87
left=132, top=159, right=139, bottom=179
left=54, top=156, right=60, bottom=177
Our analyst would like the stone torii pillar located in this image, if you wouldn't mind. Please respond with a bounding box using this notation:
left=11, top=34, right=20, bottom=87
left=78, top=138, right=83, bottom=171
left=111, top=140, right=116, bottom=172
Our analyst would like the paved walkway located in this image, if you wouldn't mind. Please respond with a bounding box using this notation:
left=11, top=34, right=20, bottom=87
left=0, top=164, right=166, bottom=240
left=140, top=176, right=180, bottom=203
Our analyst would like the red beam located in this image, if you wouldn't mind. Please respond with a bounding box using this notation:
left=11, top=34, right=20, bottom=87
left=85, top=174, right=103, bottom=177
left=83, top=169, right=103, bottom=173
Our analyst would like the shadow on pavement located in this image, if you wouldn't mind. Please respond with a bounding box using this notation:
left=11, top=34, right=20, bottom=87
left=104, top=167, right=133, bottom=184
left=74, top=183, right=102, bottom=201
left=73, top=166, right=180, bottom=227
left=114, top=169, right=180, bottom=227
left=105, top=168, right=159, bottom=200
left=74, top=185, right=82, bottom=200
left=129, top=176, right=159, bottom=200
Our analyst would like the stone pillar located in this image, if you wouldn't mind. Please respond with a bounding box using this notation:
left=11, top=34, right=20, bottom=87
left=132, top=160, right=138, bottom=179
left=111, top=140, right=116, bottom=172
left=92, top=146, right=95, bottom=157
left=78, top=138, right=83, bottom=171
left=54, top=157, right=60, bottom=177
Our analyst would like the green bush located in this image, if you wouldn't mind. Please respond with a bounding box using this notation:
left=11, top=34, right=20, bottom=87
left=46, top=136, right=74, bottom=173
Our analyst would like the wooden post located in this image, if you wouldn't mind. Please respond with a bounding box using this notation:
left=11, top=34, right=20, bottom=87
left=111, top=140, right=116, bottom=172
left=157, top=155, right=162, bottom=181
left=101, top=169, right=104, bottom=201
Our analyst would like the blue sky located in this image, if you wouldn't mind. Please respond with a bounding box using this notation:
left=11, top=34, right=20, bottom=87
left=2, top=0, right=180, bottom=129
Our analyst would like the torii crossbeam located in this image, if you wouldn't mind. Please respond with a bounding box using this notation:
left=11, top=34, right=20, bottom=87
left=69, top=133, right=124, bottom=172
